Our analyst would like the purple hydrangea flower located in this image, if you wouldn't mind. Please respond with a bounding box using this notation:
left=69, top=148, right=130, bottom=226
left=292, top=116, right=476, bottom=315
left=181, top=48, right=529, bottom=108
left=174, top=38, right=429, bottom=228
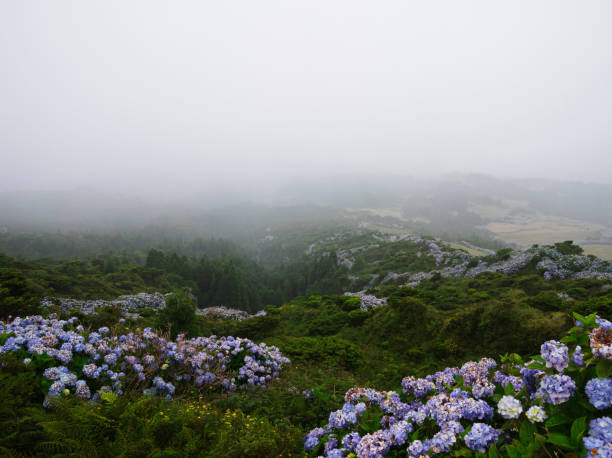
left=537, top=374, right=576, bottom=405
left=355, top=430, right=392, bottom=457
left=540, top=340, right=569, bottom=372
left=430, top=429, right=456, bottom=453
left=407, top=439, right=427, bottom=457
left=571, top=345, right=585, bottom=367
left=341, top=432, right=360, bottom=452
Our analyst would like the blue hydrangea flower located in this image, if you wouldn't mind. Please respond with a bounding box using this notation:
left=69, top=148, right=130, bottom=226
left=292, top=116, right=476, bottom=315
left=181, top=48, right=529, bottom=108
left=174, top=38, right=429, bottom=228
left=402, top=376, right=434, bottom=398
left=537, top=374, right=576, bottom=405
left=304, top=427, right=325, bottom=451
left=583, top=417, right=612, bottom=456
left=430, top=429, right=456, bottom=453
left=325, top=448, right=344, bottom=458
left=472, top=379, right=495, bottom=399
left=586, top=378, right=612, bottom=410
left=464, top=423, right=501, bottom=453
left=407, top=439, right=427, bottom=457
left=355, top=430, right=391, bottom=457
left=597, top=317, right=612, bottom=331
left=389, top=420, right=412, bottom=446
left=342, top=432, right=360, bottom=452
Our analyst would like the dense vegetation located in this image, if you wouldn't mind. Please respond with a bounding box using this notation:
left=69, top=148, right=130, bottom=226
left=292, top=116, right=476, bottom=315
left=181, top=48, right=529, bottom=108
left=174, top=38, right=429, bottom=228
left=0, top=241, right=348, bottom=317
left=1, top=227, right=611, bottom=456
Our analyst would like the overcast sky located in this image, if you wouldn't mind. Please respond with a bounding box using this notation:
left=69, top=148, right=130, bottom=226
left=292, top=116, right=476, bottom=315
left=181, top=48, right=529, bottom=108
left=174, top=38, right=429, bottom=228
left=1, top=0, right=611, bottom=196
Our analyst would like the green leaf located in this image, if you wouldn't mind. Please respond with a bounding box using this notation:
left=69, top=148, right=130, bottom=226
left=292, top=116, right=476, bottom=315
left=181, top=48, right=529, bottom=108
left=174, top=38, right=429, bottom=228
left=504, top=383, right=515, bottom=395
left=528, top=435, right=543, bottom=452
left=596, top=359, right=612, bottom=378
left=573, top=312, right=598, bottom=328
left=560, top=335, right=575, bottom=344
left=488, top=444, right=499, bottom=458
left=100, top=391, right=117, bottom=404
left=520, top=421, right=536, bottom=446
left=546, top=414, right=572, bottom=428
left=577, top=333, right=590, bottom=346
left=570, top=417, right=587, bottom=445
left=0, top=331, right=15, bottom=345
left=504, top=445, right=523, bottom=458
left=547, top=433, right=576, bottom=450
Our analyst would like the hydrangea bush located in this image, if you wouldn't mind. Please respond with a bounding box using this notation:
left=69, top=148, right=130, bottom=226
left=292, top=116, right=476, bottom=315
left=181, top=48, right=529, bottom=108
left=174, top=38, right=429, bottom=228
left=0, top=315, right=290, bottom=407
left=304, top=312, right=612, bottom=457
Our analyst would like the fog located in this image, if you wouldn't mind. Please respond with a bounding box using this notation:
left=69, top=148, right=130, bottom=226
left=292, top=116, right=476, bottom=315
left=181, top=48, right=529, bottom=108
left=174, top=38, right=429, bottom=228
left=1, top=0, right=612, bottom=200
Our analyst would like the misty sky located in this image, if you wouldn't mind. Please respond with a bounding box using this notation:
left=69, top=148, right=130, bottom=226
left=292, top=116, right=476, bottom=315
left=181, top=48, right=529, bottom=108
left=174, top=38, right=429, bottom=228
left=1, top=0, right=611, bottom=196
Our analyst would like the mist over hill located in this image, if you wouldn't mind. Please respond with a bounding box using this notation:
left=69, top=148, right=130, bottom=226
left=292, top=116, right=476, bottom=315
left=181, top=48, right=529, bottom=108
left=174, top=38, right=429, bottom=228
left=2, top=173, right=611, bottom=258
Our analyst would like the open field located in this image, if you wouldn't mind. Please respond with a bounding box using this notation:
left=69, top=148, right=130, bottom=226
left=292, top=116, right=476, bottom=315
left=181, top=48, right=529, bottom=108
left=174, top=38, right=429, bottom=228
left=449, top=242, right=490, bottom=256
left=486, top=217, right=610, bottom=247
left=581, top=244, right=612, bottom=260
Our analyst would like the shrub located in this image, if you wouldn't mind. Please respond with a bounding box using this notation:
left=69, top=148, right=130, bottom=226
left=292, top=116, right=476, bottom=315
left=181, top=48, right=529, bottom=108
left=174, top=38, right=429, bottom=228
left=276, top=336, right=362, bottom=370
left=154, top=289, right=197, bottom=338
left=347, top=309, right=369, bottom=326
left=527, top=292, right=563, bottom=312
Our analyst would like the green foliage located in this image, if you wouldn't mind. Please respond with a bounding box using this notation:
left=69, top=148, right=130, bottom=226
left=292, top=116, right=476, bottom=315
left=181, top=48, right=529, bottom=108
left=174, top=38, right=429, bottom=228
left=2, top=227, right=612, bottom=457
left=0, top=268, right=40, bottom=319
left=0, top=395, right=301, bottom=457
left=527, top=291, right=563, bottom=312
left=347, top=308, right=369, bottom=326
left=554, top=240, right=584, bottom=255
left=154, top=289, right=197, bottom=338
left=275, top=336, right=363, bottom=370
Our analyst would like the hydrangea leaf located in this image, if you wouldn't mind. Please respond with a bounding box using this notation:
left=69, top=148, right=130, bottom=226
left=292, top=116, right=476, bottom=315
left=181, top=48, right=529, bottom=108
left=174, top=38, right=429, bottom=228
left=570, top=416, right=586, bottom=446
left=519, top=421, right=536, bottom=446
left=545, top=414, right=572, bottom=428
left=504, top=444, right=523, bottom=458
left=546, top=432, right=576, bottom=450
left=596, top=359, right=612, bottom=379
left=487, top=444, right=500, bottom=458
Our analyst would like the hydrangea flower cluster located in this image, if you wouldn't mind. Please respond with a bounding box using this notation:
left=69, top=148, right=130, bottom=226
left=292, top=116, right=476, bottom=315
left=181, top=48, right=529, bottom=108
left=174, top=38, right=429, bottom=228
left=583, top=417, right=612, bottom=456
left=586, top=378, right=612, bottom=410
left=497, top=395, right=522, bottom=419
left=591, top=325, right=612, bottom=360
left=0, top=315, right=290, bottom=406
left=536, top=374, right=576, bottom=405
left=464, top=423, right=501, bottom=453
left=525, top=405, right=547, bottom=423
left=572, top=345, right=585, bottom=367
left=540, top=340, right=569, bottom=372
left=304, top=316, right=612, bottom=457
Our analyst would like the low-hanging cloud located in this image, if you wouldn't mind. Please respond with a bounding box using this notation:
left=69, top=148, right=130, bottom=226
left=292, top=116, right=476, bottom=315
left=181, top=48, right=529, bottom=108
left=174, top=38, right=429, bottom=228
left=1, top=0, right=611, bottom=198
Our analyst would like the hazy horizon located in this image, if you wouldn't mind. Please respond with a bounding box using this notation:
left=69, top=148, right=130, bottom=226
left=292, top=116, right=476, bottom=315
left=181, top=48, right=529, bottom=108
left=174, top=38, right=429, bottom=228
left=1, top=0, right=612, bottom=197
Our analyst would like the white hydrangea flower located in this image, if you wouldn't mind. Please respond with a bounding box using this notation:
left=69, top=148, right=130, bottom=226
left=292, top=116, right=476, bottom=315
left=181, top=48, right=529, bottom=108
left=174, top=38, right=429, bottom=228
left=526, top=405, right=547, bottom=423
left=498, top=395, right=523, bottom=419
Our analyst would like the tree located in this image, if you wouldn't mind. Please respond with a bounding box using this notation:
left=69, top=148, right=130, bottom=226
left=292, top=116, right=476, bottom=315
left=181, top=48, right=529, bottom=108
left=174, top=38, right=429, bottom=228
left=0, top=268, right=39, bottom=319
left=154, top=288, right=197, bottom=338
